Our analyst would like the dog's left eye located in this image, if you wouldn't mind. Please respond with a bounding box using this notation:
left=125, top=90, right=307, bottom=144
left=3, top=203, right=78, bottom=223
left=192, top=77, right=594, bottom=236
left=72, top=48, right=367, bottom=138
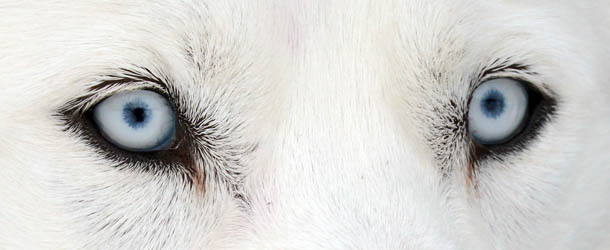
left=92, top=90, right=176, bottom=152
left=468, top=78, right=530, bottom=145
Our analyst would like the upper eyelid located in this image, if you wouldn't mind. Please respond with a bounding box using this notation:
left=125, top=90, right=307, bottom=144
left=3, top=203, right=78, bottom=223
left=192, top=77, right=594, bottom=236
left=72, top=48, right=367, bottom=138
left=61, top=68, right=174, bottom=117
left=106, top=68, right=172, bottom=92
left=474, top=61, right=555, bottom=98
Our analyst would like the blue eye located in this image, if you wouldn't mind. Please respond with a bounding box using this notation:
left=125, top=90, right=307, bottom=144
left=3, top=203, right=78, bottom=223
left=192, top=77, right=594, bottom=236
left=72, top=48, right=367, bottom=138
left=468, top=78, right=529, bottom=145
left=92, top=90, right=176, bottom=152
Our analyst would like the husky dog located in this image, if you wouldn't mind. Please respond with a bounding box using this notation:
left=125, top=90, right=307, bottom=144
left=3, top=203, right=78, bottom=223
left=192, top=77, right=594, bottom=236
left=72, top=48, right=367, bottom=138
left=0, top=0, right=608, bottom=249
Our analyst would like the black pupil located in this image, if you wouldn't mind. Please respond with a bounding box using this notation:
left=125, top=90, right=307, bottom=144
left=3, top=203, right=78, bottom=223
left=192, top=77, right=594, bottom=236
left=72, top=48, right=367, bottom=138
left=132, top=107, right=146, bottom=123
left=480, top=89, right=505, bottom=119
left=484, top=98, right=502, bottom=112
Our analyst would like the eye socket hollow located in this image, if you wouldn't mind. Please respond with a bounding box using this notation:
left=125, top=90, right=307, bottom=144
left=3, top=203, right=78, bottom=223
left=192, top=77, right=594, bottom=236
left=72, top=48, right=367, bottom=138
left=91, top=90, right=177, bottom=152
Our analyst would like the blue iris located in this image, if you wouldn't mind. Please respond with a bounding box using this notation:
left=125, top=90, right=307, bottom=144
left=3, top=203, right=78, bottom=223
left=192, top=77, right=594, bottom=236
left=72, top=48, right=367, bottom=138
left=480, top=89, right=505, bottom=119
left=123, top=100, right=152, bottom=129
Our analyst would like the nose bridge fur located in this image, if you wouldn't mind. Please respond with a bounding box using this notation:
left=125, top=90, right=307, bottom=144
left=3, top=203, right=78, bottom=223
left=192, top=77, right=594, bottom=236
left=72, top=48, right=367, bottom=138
left=244, top=5, right=457, bottom=246
left=265, top=0, right=429, bottom=203
left=285, top=39, right=386, bottom=164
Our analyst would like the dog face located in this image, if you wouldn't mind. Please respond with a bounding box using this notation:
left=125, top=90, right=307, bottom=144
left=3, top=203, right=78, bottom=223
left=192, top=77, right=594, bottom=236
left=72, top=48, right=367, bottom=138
left=1, top=0, right=609, bottom=249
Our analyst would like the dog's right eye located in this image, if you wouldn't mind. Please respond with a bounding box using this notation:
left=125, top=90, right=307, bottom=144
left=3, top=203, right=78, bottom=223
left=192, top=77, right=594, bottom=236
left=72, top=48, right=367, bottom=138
left=57, top=70, right=203, bottom=174
left=92, top=90, right=177, bottom=152
left=467, top=78, right=530, bottom=145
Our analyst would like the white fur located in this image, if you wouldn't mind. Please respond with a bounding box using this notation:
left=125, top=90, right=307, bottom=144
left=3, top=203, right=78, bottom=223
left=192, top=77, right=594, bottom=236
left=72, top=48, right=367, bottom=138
left=0, top=0, right=609, bottom=249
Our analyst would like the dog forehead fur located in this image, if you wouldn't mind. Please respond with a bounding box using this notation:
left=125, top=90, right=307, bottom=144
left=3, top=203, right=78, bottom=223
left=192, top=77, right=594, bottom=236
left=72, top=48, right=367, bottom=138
left=0, top=0, right=609, bottom=249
